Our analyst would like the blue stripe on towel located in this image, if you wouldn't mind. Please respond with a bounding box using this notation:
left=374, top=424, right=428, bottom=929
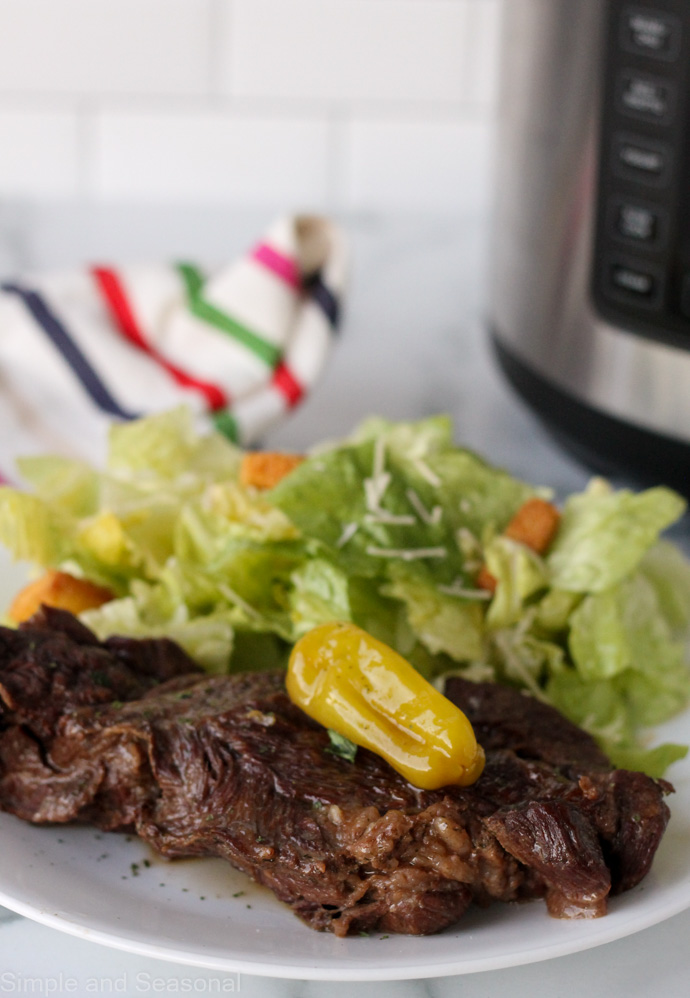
left=1, top=282, right=139, bottom=421
left=305, top=274, right=340, bottom=330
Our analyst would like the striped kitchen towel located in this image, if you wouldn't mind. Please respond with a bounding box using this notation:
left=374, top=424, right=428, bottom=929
left=0, top=215, right=346, bottom=476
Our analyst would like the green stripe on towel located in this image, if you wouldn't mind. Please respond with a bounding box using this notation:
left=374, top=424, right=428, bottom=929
left=177, top=262, right=281, bottom=368
left=212, top=409, right=240, bottom=443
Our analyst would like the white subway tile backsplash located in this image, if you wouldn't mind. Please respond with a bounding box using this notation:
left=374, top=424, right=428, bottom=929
left=225, top=0, right=472, bottom=104
left=344, top=116, right=494, bottom=214
left=0, top=108, right=79, bottom=196
left=464, top=0, right=503, bottom=108
left=93, top=111, right=332, bottom=208
left=0, top=0, right=212, bottom=96
left=0, top=0, right=505, bottom=212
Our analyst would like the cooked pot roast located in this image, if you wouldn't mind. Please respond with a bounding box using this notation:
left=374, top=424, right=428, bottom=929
left=0, top=608, right=672, bottom=936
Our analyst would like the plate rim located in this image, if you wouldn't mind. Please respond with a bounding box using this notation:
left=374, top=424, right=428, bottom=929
left=1, top=880, right=689, bottom=981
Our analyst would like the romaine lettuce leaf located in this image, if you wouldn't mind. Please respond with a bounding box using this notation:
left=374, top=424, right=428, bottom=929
left=0, top=489, right=69, bottom=566
left=567, top=571, right=689, bottom=719
left=483, top=536, right=548, bottom=629
left=545, top=667, right=689, bottom=777
left=107, top=405, right=241, bottom=480
left=599, top=740, right=688, bottom=779
left=288, top=558, right=352, bottom=637
left=269, top=417, right=533, bottom=583
left=639, top=539, right=690, bottom=634
left=1, top=408, right=689, bottom=779
left=547, top=478, right=686, bottom=593
left=81, top=581, right=235, bottom=674
left=17, top=455, right=99, bottom=517
left=488, top=622, right=566, bottom=697
left=381, top=562, right=485, bottom=662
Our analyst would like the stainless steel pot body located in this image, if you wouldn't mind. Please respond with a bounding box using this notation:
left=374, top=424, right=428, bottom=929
left=490, top=0, right=690, bottom=470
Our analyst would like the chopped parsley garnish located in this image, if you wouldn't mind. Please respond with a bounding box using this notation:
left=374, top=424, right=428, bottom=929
left=326, top=729, right=358, bottom=763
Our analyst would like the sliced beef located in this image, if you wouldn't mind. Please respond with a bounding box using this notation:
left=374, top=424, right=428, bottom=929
left=484, top=799, right=611, bottom=918
left=0, top=606, right=201, bottom=740
left=443, top=677, right=674, bottom=897
left=0, top=614, right=673, bottom=936
left=443, top=675, right=610, bottom=770
left=0, top=607, right=201, bottom=825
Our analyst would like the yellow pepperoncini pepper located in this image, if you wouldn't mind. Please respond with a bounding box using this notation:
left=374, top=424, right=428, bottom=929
left=286, top=622, right=485, bottom=790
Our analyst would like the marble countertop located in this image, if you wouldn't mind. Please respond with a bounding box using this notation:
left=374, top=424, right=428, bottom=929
left=0, top=203, right=688, bottom=997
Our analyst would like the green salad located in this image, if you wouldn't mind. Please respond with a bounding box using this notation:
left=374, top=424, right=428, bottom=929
left=1, top=406, right=689, bottom=777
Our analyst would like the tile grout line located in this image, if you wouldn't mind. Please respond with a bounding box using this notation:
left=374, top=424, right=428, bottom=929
left=1, top=93, right=489, bottom=117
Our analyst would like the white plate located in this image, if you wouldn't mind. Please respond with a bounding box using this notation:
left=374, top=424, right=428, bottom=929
left=1, top=550, right=689, bottom=980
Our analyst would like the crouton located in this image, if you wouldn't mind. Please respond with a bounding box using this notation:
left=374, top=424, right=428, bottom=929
left=475, top=498, right=561, bottom=594
left=475, top=563, right=498, bottom=594
left=8, top=570, right=114, bottom=624
left=504, top=497, right=561, bottom=554
left=240, top=452, right=304, bottom=491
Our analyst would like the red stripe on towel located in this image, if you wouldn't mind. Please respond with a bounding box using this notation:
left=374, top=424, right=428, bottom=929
left=92, top=266, right=229, bottom=412
left=272, top=361, right=303, bottom=407
left=251, top=243, right=301, bottom=290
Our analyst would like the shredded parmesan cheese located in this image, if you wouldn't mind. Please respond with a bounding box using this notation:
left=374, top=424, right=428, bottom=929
left=437, top=582, right=493, bottom=600
left=406, top=488, right=442, bottom=526
left=336, top=522, right=359, bottom=548
left=373, top=435, right=386, bottom=479
left=413, top=459, right=441, bottom=488
left=358, top=440, right=446, bottom=559
left=362, top=436, right=390, bottom=508
left=456, top=527, right=483, bottom=573
left=362, top=438, right=416, bottom=527
left=364, top=512, right=416, bottom=526
left=364, top=474, right=392, bottom=511
left=366, top=546, right=447, bottom=561
left=218, top=583, right=261, bottom=619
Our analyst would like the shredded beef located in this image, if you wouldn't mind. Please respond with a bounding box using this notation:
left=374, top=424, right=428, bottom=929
left=0, top=610, right=673, bottom=936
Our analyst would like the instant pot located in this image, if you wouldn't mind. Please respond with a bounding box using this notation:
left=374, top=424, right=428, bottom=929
left=490, top=0, right=690, bottom=495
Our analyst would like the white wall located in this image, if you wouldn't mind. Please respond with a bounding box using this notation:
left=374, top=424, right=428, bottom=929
left=0, top=0, right=502, bottom=214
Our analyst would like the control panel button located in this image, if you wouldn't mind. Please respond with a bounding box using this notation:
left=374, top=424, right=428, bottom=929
left=608, top=197, right=667, bottom=248
left=612, top=133, right=672, bottom=185
left=612, top=265, right=655, bottom=295
left=617, top=71, right=676, bottom=122
left=621, top=7, right=682, bottom=60
left=604, top=258, right=664, bottom=310
left=616, top=204, right=656, bottom=241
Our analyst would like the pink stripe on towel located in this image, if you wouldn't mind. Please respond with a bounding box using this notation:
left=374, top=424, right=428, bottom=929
left=251, top=243, right=301, bottom=289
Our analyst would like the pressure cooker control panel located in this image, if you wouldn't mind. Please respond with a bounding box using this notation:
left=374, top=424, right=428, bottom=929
left=592, top=0, right=690, bottom=348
